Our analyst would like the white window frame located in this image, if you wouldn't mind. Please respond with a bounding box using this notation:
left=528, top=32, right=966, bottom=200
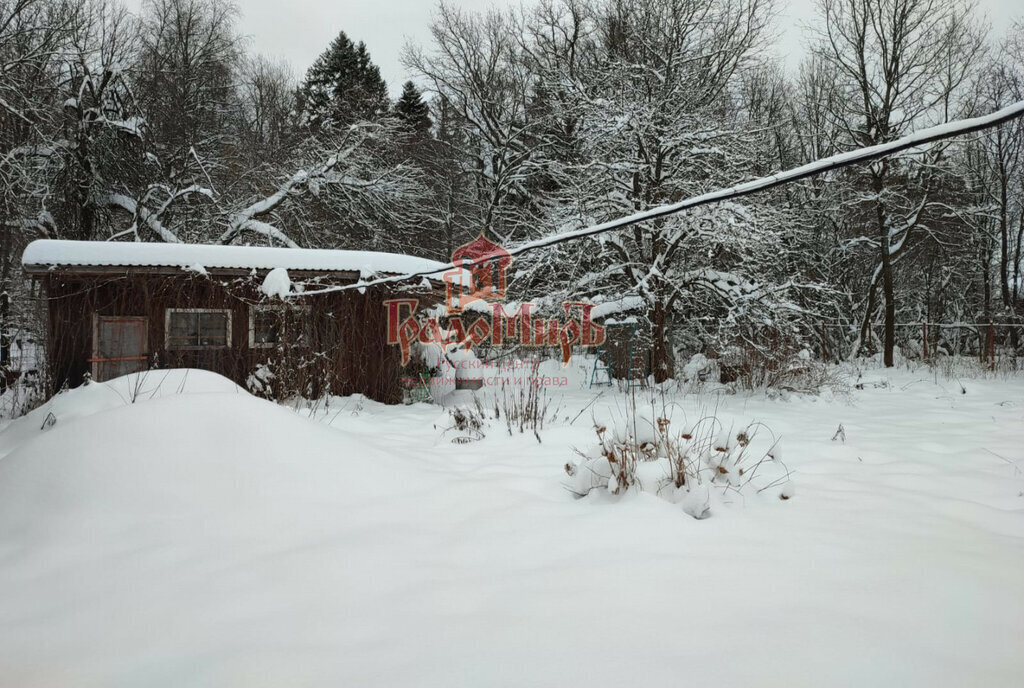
left=164, top=308, right=232, bottom=350
left=248, top=304, right=312, bottom=349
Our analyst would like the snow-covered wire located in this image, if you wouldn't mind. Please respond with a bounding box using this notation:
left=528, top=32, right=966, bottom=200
left=297, top=99, right=1024, bottom=296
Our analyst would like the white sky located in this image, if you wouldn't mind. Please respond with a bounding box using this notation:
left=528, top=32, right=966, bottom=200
left=227, top=0, right=1022, bottom=95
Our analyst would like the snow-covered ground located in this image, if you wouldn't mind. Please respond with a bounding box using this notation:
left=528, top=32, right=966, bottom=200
left=0, top=365, right=1022, bottom=686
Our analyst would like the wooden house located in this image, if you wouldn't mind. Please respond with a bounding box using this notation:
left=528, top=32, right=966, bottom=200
left=23, top=240, right=449, bottom=404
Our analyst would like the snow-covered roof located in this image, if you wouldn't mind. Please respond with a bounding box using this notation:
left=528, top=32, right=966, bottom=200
left=22, top=240, right=451, bottom=281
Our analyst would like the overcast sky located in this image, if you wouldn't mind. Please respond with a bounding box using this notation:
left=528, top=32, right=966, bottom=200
left=228, top=0, right=1023, bottom=95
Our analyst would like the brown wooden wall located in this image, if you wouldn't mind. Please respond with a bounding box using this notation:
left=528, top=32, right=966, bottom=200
left=41, top=271, right=408, bottom=404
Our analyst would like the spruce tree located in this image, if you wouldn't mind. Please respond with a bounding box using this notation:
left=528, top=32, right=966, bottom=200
left=298, top=31, right=389, bottom=130
left=394, top=81, right=432, bottom=135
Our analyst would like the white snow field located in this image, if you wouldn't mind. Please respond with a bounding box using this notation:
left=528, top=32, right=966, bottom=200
left=0, top=366, right=1022, bottom=686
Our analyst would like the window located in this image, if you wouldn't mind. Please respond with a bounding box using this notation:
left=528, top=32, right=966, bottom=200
left=91, top=315, right=148, bottom=381
left=249, top=305, right=311, bottom=348
left=165, top=309, right=232, bottom=350
left=250, top=307, right=282, bottom=348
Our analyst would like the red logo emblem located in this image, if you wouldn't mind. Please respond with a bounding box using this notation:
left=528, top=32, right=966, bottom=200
left=444, top=234, right=512, bottom=313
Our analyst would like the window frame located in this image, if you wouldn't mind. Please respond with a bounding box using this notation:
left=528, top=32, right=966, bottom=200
left=164, top=308, right=233, bottom=351
left=248, top=304, right=312, bottom=349
left=91, top=314, right=149, bottom=381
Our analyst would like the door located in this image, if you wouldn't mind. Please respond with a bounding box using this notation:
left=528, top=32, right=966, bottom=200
left=91, top=315, right=149, bottom=382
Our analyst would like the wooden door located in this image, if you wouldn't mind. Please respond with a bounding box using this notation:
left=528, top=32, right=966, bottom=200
left=91, top=316, right=149, bottom=382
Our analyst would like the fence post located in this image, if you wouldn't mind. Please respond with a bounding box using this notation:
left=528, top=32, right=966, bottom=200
left=922, top=322, right=928, bottom=360
left=989, top=323, right=996, bottom=371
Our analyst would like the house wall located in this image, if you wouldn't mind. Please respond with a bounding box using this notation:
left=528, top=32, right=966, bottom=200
left=41, top=272, right=408, bottom=404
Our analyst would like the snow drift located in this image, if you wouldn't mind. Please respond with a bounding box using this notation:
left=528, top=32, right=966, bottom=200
left=0, top=368, right=1022, bottom=687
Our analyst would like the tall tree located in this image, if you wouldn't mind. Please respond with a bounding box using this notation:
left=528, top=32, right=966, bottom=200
left=534, top=0, right=779, bottom=381
left=234, top=55, right=298, bottom=170
left=404, top=4, right=540, bottom=240
left=394, top=80, right=431, bottom=135
left=298, top=31, right=389, bottom=131
left=812, top=0, right=985, bottom=366
left=974, top=27, right=1024, bottom=309
left=59, top=0, right=146, bottom=241
left=137, top=0, right=241, bottom=183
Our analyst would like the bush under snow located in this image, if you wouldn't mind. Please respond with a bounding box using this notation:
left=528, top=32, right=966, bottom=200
left=566, top=402, right=792, bottom=519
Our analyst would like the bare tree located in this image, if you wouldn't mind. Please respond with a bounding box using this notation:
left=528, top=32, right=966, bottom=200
left=539, top=0, right=777, bottom=381
left=59, top=0, right=145, bottom=240
left=220, top=121, right=431, bottom=252
left=136, top=0, right=241, bottom=187
left=404, top=3, right=541, bottom=242
left=813, top=0, right=985, bottom=365
left=0, top=0, right=78, bottom=370
left=973, top=26, right=1024, bottom=308
left=234, top=55, right=296, bottom=170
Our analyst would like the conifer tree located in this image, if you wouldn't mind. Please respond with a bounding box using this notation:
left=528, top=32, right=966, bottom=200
left=298, top=31, right=389, bottom=130
left=394, top=81, right=432, bottom=135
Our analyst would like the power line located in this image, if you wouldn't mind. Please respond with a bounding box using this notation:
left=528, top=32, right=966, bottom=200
left=298, top=99, right=1024, bottom=297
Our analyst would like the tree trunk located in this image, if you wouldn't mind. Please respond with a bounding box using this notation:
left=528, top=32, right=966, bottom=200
left=0, top=210, right=8, bottom=373
left=650, top=301, right=674, bottom=383
left=0, top=290, right=9, bottom=372
left=881, top=252, right=896, bottom=367
left=1013, top=212, right=1023, bottom=305
left=999, top=178, right=1010, bottom=307
left=982, top=244, right=992, bottom=325
left=855, top=277, right=879, bottom=358
left=874, top=178, right=896, bottom=367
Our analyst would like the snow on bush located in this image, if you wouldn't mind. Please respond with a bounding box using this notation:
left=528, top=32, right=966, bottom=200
left=260, top=267, right=292, bottom=298
left=0, top=339, right=46, bottom=420
left=566, top=400, right=792, bottom=519
left=713, top=336, right=849, bottom=395
left=681, top=353, right=719, bottom=384
left=246, top=363, right=276, bottom=397
left=438, top=397, right=489, bottom=443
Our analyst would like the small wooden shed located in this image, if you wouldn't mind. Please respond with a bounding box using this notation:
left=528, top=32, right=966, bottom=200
left=23, top=240, right=447, bottom=404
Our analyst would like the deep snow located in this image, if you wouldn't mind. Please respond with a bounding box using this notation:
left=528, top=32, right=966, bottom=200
left=0, top=366, right=1021, bottom=686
